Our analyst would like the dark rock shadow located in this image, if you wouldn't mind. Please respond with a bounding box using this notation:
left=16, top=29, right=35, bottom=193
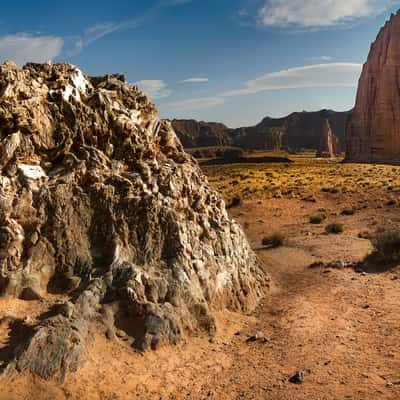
left=200, top=156, right=293, bottom=166
left=114, top=303, right=146, bottom=349
left=0, top=318, right=35, bottom=373
left=354, top=252, right=400, bottom=274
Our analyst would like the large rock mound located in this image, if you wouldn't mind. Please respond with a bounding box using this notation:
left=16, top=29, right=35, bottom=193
left=346, top=11, right=400, bottom=164
left=0, top=61, right=264, bottom=380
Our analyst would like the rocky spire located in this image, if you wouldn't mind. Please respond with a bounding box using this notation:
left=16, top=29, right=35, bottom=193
left=316, top=119, right=340, bottom=158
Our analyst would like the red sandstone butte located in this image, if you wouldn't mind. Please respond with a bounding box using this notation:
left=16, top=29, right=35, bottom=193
left=346, top=11, right=400, bottom=164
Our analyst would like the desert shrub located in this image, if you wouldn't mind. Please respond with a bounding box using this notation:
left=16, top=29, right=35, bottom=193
left=309, top=213, right=326, bottom=224
left=226, top=195, right=242, bottom=208
left=262, top=232, right=285, bottom=248
left=386, top=199, right=398, bottom=206
left=325, top=223, right=343, bottom=234
left=301, top=195, right=316, bottom=203
left=372, top=229, right=400, bottom=256
left=341, top=207, right=355, bottom=216
left=321, top=187, right=340, bottom=194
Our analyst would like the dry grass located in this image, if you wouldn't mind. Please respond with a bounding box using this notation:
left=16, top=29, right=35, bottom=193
left=203, top=153, right=400, bottom=204
left=261, top=232, right=285, bottom=248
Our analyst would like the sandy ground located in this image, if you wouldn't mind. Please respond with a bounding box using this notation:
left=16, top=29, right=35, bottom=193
left=2, top=192, right=400, bottom=399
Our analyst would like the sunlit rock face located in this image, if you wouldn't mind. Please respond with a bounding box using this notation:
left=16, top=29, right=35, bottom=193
left=316, top=119, right=340, bottom=158
left=346, top=11, right=400, bottom=164
left=0, top=61, right=265, bottom=380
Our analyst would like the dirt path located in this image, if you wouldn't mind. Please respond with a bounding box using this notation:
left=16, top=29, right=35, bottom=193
left=2, top=198, right=400, bottom=399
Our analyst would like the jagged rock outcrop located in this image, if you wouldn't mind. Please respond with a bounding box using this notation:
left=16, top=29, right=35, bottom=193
left=346, top=11, right=400, bottom=164
left=0, top=61, right=264, bottom=380
left=316, top=119, right=341, bottom=158
left=172, top=110, right=349, bottom=154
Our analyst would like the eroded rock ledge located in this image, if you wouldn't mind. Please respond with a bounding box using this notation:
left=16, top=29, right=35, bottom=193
left=0, top=61, right=265, bottom=380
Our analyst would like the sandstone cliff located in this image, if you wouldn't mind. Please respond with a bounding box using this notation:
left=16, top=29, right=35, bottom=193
left=171, top=119, right=230, bottom=148
left=346, top=11, right=400, bottom=163
left=316, top=119, right=341, bottom=158
left=0, top=62, right=264, bottom=380
left=172, top=109, right=349, bottom=153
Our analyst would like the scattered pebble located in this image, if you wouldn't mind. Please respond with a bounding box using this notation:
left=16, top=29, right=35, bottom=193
left=289, top=370, right=306, bottom=384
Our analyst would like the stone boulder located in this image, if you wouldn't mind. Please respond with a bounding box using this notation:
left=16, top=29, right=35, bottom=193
left=346, top=11, right=400, bottom=164
left=0, top=61, right=265, bottom=380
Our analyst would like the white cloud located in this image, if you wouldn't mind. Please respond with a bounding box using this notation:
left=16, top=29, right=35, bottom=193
left=136, top=80, right=172, bottom=99
left=178, top=78, right=209, bottom=83
left=160, top=96, right=225, bottom=112
left=70, top=0, right=192, bottom=55
left=0, top=34, right=63, bottom=66
left=320, top=55, right=332, bottom=61
left=222, top=63, right=362, bottom=96
left=159, top=62, right=362, bottom=114
left=258, top=0, right=394, bottom=28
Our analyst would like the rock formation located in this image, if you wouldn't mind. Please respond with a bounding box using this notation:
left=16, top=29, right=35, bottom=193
left=231, top=126, right=284, bottom=151
left=0, top=61, right=264, bottom=380
left=172, top=109, right=349, bottom=153
left=346, top=11, right=400, bottom=164
left=316, top=119, right=341, bottom=158
left=171, top=119, right=230, bottom=148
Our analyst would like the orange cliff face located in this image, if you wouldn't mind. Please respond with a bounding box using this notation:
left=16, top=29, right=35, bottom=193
left=346, top=11, right=400, bottom=164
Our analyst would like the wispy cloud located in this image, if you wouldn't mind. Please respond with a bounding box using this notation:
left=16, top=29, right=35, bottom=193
left=178, top=77, right=209, bottom=83
left=160, top=96, right=224, bottom=112
left=160, top=62, right=362, bottom=113
left=136, top=80, right=172, bottom=99
left=258, top=0, right=396, bottom=28
left=69, top=0, right=192, bottom=55
left=222, top=63, right=362, bottom=96
left=0, top=34, right=63, bottom=66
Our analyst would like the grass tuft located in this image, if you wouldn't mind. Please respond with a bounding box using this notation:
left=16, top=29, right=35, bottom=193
left=262, top=232, right=285, bottom=248
left=325, top=223, right=344, bottom=234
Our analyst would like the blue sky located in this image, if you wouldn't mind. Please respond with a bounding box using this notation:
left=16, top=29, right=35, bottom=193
left=0, top=0, right=399, bottom=127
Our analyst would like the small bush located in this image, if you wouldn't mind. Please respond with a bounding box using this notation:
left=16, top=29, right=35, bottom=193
left=372, top=229, right=400, bottom=256
left=386, top=199, right=398, bottom=206
left=226, top=195, right=242, bottom=209
left=262, top=232, right=285, bottom=248
left=325, top=223, right=344, bottom=234
left=309, top=213, right=326, bottom=224
left=301, top=195, right=316, bottom=203
left=341, top=207, right=355, bottom=216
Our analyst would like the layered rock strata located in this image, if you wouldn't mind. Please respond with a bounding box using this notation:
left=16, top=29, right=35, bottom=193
left=346, top=11, right=400, bottom=163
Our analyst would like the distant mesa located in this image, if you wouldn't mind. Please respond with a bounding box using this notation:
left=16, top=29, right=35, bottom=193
left=346, top=11, right=400, bottom=164
left=172, top=109, right=350, bottom=154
